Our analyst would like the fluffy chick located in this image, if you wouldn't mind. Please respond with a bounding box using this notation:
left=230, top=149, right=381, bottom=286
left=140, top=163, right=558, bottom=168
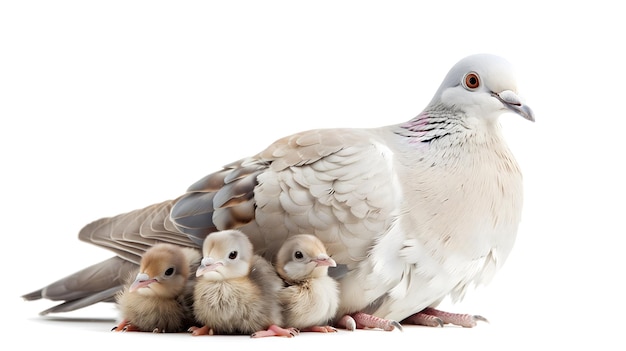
left=112, top=243, right=201, bottom=333
left=190, top=229, right=297, bottom=338
left=275, top=234, right=339, bottom=333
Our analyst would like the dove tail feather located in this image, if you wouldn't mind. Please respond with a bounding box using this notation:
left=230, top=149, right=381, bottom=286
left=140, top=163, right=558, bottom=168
left=24, top=257, right=136, bottom=315
left=38, top=285, right=122, bottom=315
left=79, top=199, right=194, bottom=264
left=21, top=289, right=43, bottom=301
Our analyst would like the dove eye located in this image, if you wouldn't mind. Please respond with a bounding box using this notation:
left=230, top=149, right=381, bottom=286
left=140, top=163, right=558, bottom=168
left=164, top=267, right=175, bottom=276
left=463, top=72, right=480, bottom=90
left=294, top=251, right=304, bottom=260
left=228, top=251, right=238, bottom=260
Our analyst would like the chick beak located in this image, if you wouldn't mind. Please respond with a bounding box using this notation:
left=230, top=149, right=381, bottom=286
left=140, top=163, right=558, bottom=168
left=313, top=254, right=337, bottom=267
left=129, top=273, right=158, bottom=292
left=196, top=257, right=223, bottom=277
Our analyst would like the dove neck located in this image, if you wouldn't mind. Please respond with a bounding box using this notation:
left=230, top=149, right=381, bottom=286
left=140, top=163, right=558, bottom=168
left=395, top=105, right=467, bottom=143
left=392, top=105, right=515, bottom=173
left=395, top=105, right=505, bottom=146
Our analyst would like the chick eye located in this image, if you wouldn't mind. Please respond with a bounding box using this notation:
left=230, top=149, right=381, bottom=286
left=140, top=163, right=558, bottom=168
left=228, top=251, right=238, bottom=260
left=294, top=251, right=304, bottom=260
left=463, top=72, right=480, bottom=90
left=164, top=267, right=175, bottom=276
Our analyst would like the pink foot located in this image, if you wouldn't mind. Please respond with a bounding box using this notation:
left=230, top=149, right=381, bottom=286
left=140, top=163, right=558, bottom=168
left=111, top=319, right=141, bottom=332
left=251, top=324, right=299, bottom=338
left=336, top=312, right=402, bottom=331
left=188, top=325, right=214, bottom=336
left=300, top=325, right=338, bottom=333
left=111, top=319, right=130, bottom=332
left=402, top=307, right=488, bottom=328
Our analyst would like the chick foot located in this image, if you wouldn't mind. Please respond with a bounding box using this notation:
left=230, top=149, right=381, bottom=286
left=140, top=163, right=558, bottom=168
left=300, top=325, right=337, bottom=333
left=251, top=324, right=299, bottom=338
left=111, top=319, right=140, bottom=332
left=188, top=325, right=214, bottom=336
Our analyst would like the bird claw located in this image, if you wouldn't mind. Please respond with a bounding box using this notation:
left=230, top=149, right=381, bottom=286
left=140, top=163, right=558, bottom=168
left=188, top=325, right=213, bottom=336
left=122, top=325, right=140, bottom=332
left=473, top=315, right=489, bottom=324
left=115, top=322, right=141, bottom=332
left=390, top=320, right=404, bottom=332
left=112, top=320, right=131, bottom=332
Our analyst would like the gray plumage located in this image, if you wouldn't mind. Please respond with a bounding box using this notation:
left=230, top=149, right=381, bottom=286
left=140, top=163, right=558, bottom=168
left=113, top=243, right=201, bottom=332
left=22, top=54, right=533, bottom=325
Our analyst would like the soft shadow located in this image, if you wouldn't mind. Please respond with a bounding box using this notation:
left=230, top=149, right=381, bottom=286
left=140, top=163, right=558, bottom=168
left=33, top=316, right=116, bottom=323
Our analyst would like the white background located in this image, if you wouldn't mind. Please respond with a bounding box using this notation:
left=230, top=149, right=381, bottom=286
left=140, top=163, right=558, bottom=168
left=1, top=1, right=623, bottom=349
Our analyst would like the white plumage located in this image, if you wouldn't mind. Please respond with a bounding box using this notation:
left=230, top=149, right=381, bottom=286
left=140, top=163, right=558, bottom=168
left=23, top=54, right=533, bottom=327
left=274, top=234, right=339, bottom=332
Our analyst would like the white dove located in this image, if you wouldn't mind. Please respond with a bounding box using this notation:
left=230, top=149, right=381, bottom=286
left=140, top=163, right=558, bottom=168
left=22, top=53, right=533, bottom=328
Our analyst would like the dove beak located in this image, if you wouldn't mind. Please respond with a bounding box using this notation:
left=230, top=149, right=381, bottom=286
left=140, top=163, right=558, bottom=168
left=196, top=257, right=223, bottom=277
left=129, top=273, right=158, bottom=292
left=314, top=255, right=337, bottom=267
left=492, top=90, right=535, bottom=122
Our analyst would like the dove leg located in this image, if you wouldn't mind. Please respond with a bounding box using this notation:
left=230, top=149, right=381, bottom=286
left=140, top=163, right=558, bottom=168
left=336, top=312, right=402, bottom=331
left=250, top=324, right=299, bottom=338
left=402, top=307, right=488, bottom=328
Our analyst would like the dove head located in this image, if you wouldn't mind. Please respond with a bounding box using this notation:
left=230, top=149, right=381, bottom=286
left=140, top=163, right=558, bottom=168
left=129, top=243, right=189, bottom=298
left=275, top=234, right=337, bottom=284
left=429, top=53, right=534, bottom=123
left=196, top=230, right=253, bottom=281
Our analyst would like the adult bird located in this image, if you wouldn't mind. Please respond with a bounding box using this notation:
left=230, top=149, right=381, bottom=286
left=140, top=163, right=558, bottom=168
left=22, top=53, right=533, bottom=327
